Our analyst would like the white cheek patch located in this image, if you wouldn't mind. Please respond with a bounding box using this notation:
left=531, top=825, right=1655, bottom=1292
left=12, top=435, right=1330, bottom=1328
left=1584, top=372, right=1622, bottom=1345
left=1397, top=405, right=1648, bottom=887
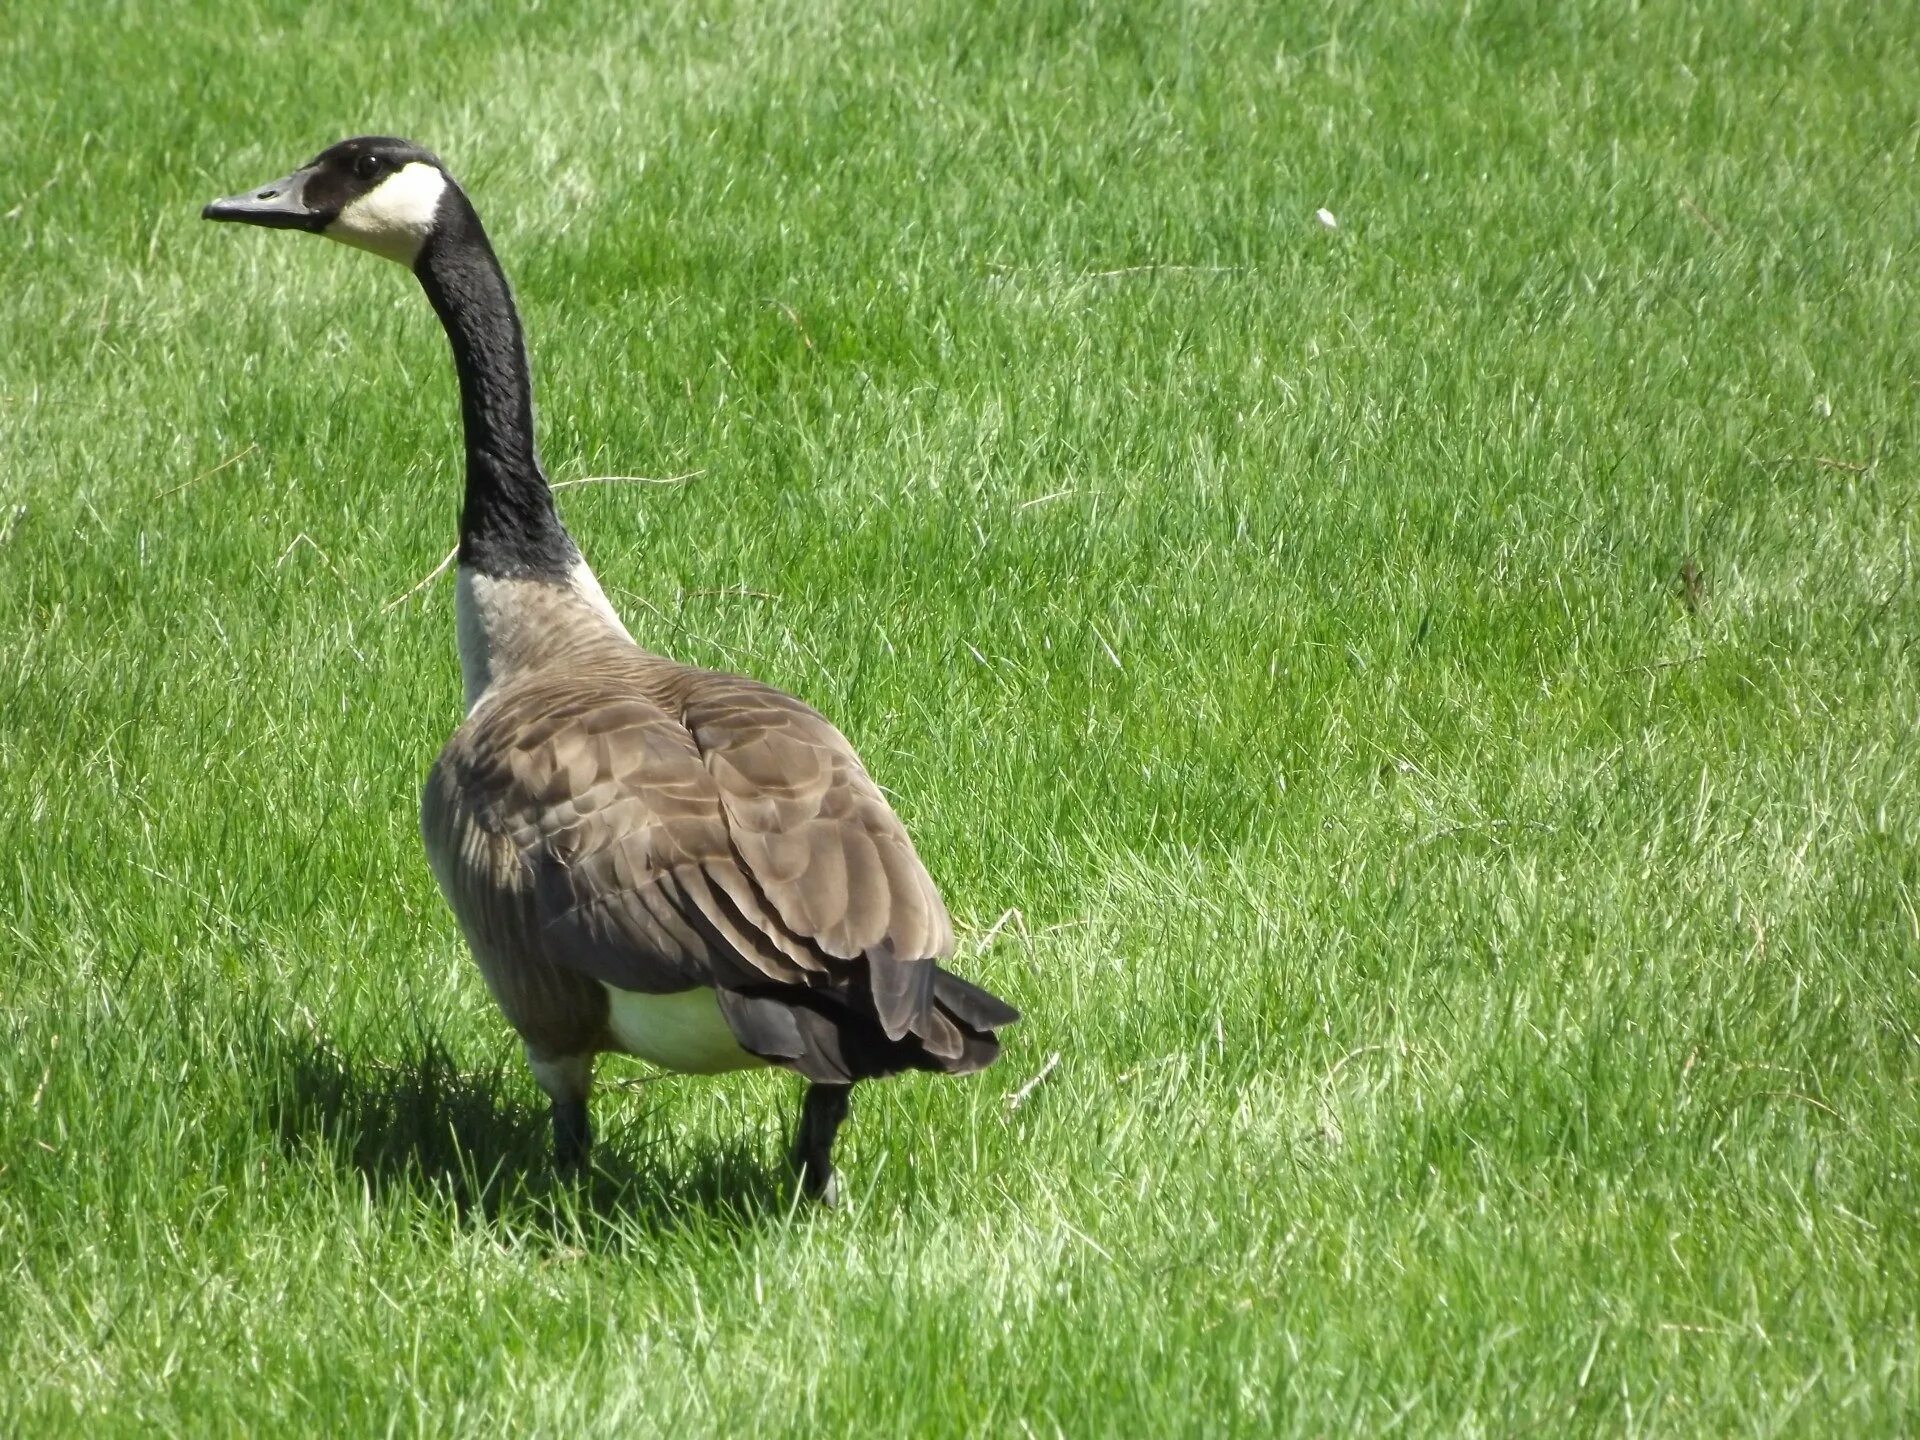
left=325, top=161, right=449, bottom=263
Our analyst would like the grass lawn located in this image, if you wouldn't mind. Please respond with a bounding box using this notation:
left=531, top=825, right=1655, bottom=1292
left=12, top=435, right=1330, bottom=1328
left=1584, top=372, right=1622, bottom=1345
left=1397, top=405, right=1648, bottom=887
left=3, top=0, right=1917, bottom=1432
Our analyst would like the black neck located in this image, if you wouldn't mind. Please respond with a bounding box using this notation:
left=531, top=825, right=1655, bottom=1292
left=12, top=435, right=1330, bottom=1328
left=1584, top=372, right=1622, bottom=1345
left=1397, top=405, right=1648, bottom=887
left=413, top=191, right=576, bottom=580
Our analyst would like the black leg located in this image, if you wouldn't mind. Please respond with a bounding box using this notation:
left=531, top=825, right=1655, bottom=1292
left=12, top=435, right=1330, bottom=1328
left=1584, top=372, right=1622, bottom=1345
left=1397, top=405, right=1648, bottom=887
left=552, top=1098, right=592, bottom=1173
left=528, top=1052, right=594, bottom=1174
left=791, top=1083, right=852, bottom=1205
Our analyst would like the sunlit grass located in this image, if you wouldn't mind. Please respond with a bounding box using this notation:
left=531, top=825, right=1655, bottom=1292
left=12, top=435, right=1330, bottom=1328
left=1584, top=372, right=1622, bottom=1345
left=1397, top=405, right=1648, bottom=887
left=2, top=0, right=1917, bottom=1432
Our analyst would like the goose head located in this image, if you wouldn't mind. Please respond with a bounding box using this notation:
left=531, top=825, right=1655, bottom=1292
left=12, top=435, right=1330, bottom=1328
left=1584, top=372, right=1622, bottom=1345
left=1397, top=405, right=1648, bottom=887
left=203, top=136, right=454, bottom=265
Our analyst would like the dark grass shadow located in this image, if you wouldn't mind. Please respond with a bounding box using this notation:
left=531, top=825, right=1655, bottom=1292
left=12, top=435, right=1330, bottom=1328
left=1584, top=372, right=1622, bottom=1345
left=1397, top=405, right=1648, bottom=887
left=255, top=1025, right=799, bottom=1248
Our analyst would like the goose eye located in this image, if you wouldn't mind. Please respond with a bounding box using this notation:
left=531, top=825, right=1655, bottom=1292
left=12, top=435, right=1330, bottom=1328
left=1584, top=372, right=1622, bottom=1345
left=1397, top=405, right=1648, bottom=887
left=354, top=154, right=383, bottom=181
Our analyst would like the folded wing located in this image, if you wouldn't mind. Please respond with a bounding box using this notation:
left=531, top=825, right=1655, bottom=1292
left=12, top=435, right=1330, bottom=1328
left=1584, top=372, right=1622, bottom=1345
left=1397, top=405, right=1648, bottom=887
left=424, top=655, right=979, bottom=1076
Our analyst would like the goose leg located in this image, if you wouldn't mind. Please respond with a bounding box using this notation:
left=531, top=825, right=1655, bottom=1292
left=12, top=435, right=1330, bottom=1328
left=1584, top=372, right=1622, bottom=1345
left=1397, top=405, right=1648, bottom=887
left=791, top=1082, right=852, bottom=1206
left=528, top=1052, right=595, bottom=1172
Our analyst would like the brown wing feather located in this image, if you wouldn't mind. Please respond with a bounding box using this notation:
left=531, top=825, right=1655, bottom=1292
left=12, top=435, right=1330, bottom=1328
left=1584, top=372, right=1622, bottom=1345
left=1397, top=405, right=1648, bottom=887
left=670, top=672, right=953, bottom=956
left=664, top=670, right=954, bottom=1037
left=423, top=650, right=956, bottom=1050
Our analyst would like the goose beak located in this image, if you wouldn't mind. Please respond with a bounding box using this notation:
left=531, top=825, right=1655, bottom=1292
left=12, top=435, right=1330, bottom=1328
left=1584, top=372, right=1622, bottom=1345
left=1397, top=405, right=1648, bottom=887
left=202, top=169, right=323, bottom=230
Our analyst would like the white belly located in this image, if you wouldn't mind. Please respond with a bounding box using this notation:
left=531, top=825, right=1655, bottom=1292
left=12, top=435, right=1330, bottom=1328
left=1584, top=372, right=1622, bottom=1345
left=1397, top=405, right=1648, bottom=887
left=604, top=985, right=765, bottom=1075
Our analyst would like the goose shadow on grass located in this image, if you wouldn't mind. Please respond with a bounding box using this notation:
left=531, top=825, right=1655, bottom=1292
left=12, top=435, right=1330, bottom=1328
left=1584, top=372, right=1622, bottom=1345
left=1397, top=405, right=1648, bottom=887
left=258, top=1027, right=799, bottom=1246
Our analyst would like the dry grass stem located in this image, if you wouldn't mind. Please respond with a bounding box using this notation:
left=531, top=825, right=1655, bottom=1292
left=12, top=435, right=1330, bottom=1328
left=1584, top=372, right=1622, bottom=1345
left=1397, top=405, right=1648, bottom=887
left=1006, top=1052, right=1061, bottom=1111
left=158, top=442, right=258, bottom=500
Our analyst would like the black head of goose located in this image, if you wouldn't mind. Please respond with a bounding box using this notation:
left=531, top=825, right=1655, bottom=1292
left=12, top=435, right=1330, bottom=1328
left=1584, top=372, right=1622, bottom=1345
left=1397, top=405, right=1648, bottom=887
left=204, top=137, right=1018, bottom=1201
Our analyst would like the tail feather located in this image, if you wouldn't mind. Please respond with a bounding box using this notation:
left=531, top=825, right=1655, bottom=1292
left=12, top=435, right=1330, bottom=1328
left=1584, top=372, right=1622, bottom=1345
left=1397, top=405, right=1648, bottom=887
left=716, top=962, right=1018, bottom=1082
left=716, top=988, right=854, bottom=1083
left=913, top=1002, right=965, bottom=1062
left=932, top=968, right=1021, bottom=1031
left=866, top=944, right=935, bottom=1041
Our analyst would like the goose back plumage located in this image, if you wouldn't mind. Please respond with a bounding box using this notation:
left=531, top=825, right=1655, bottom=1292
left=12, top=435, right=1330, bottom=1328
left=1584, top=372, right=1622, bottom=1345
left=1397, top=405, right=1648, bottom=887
left=421, top=600, right=1008, bottom=1084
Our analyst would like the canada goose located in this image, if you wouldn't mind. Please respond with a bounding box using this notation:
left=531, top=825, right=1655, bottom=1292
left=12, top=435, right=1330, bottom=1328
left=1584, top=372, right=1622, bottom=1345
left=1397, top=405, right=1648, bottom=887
left=203, top=137, right=1018, bottom=1202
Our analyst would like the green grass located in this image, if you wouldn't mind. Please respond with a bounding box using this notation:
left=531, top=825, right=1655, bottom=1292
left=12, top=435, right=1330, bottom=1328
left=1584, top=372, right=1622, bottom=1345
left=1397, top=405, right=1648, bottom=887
left=3, top=0, right=1918, bottom=1431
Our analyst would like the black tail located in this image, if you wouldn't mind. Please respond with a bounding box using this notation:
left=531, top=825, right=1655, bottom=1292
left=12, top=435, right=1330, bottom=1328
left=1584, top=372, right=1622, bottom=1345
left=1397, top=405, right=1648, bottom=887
left=933, top=968, right=1021, bottom=1031
left=717, top=964, right=1019, bottom=1084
